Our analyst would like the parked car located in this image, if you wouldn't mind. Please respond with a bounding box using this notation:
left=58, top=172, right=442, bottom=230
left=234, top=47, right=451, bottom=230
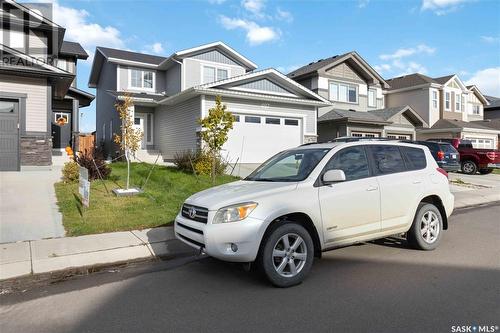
left=403, top=141, right=460, bottom=172
left=426, top=138, right=500, bottom=174
left=175, top=141, right=454, bottom=287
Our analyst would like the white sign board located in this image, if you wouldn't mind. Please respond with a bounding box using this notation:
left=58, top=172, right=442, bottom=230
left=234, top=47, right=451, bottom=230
left=79, top=166, right=90, bottom=207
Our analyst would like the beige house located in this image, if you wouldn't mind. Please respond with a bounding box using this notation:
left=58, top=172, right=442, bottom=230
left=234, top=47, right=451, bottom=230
left=288, top=52, right=426, bottom=141
left=385, top=73, right=499, bottom=149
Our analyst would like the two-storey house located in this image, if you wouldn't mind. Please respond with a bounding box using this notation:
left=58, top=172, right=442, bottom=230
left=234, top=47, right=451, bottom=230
left=0, top=0, right=93, bottom=171
left=288, top=52, right=426, bottom=142
left=385, top=73, right=499, bottom=149
left=89, top=41, right=329, bottom=173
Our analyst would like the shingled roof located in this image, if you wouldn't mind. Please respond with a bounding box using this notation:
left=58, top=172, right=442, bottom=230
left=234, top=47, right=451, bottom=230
left=318, top=109, right=390, bottom=124
left=287, top=53, right=346, bottom=78
left=429, top=119, right=497, bottom=131
left=97, top=47, right=167, bottom=65
left=433, top=74, right=455, bottom=85
left=60, top=41, right=88, bottom=59
left=385, top=73, right=436, bottom=90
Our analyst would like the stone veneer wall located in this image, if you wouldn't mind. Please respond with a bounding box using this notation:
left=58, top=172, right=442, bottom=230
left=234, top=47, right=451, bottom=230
left=304, top=135, right=318, bottom=144
left=20, top=135, right=52, bottom=166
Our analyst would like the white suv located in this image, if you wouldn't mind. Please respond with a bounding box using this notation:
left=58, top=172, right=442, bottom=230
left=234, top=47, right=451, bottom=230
left=175, top=141, right=454, bottom=287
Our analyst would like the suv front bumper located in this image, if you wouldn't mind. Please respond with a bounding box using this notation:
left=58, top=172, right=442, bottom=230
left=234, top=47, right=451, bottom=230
left=174, top=213, right=266, bottom=262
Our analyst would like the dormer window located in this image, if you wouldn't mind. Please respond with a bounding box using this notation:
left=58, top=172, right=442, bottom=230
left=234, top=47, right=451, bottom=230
left=329, top=81, right=358, bottom=103
left=129, top=68, right=154, bottom=91
left=203, top=65, right=229, bottom=84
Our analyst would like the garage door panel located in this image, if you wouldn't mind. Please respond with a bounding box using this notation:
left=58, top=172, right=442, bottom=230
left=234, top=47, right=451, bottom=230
left=222, top=114, right=302, bottom=164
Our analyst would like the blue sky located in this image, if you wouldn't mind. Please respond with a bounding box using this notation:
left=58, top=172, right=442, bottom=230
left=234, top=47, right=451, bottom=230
left=49, top=0, right=500, bottom=132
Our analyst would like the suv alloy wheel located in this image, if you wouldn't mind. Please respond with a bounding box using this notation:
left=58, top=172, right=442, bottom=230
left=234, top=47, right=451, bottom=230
left=259, top=223, right=314, bottom=287
left=407, top=203, right=443, bottom=250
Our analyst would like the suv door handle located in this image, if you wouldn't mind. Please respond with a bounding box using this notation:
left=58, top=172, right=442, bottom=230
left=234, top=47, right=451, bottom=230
left=366, top=186, right=378, bottom=191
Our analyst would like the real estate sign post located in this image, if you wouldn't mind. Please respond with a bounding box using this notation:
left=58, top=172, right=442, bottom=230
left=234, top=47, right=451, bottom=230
left=79, top=167, right=90, bottom=208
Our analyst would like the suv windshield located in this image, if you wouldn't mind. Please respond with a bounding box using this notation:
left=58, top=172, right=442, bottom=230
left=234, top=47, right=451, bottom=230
left=245, top=148, right=331, bottom=182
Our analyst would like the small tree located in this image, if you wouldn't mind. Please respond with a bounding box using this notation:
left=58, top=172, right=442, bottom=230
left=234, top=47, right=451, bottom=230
left=198, top=96, right=234, bottom=183
left=113, top=94, right=143, bottom=190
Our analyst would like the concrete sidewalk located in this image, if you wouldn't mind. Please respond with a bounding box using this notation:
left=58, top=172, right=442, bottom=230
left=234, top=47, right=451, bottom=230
left=449, top=172, right=500, bottom=208
left=0, top=226, right=194, bottom=280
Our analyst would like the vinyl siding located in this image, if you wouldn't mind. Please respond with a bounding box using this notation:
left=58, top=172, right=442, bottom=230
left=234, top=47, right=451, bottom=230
left=231, top=78, right=297, bottom=95
left=28, top=30, right=47, bottom=58
left=166, top=63, right=182, bottom=95
left=386, top=89, right=432, bottom=126
left=0, top=74, right=48, bottom=132
left=183, top=58, right=246, bottom=89
left=95, top=62, right=119, bottom=154
left=204, top=95, right=317, bottom=134
left=189, top=49, right=242, bottom=67
left=155, top=96, right=201, bottom=160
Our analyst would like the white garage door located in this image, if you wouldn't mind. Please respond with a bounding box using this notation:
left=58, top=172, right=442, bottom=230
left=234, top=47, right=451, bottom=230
left=465, top=137, right=494, bottom=149
left=222, top=114, right=303, bottom=164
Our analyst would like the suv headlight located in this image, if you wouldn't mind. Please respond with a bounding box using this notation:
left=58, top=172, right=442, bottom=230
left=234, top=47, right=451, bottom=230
left=213, top=202, right=258, bottom=224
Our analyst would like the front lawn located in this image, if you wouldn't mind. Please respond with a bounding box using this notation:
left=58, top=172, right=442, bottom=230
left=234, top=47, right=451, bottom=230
left=492, top=169, right=500, bottom=175
left=55, top=162, right=238, bottom=236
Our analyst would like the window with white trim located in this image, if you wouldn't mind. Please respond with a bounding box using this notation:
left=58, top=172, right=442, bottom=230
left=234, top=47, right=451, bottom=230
left=130, top=69, right=154, bottom=90
left=455, top=92, right=461, bottom=112
left=472, top=105, right=481, bottom=115
left=203, top=66, right=229, bottom=83
left=368, top=89, right=376, bottom=107
left=329, top=81, right=358, bottom=103
left=445, top=92, right=451, bottom=110
left=432, top=90, right=438, bottom=109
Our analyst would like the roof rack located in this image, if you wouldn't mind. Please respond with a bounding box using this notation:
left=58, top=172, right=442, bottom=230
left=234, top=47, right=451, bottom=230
left=328, top=137, right=398, bottom=143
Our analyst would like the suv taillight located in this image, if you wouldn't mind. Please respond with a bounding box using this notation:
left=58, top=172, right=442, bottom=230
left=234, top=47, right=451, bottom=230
left=437, top=151, right=445, bottom=160
left=437, top=167, right=448, bottom=179
left=486, top=152, right=496, bottom=160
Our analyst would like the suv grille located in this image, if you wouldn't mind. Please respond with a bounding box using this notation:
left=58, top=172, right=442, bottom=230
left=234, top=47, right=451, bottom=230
left=181, top=204, right=209, bottom=223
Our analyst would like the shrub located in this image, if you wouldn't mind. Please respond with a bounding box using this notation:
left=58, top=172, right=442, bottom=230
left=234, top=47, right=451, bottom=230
left=173, top=150, right=198, bottom=173
left=75, top=153, right=111, bottom=181
left=61, top=161, right=79, bottom=183
left=174, top=150, right=228, bottom=176
left=194, top=150, right=228, bottom=176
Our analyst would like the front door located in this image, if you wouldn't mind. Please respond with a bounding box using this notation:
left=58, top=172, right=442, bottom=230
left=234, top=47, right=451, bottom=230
left=318, top=146, right=381, bottom=245
left=52, top=111, right=72, bottom=149
left=0, top=99, right=20, bottom=171
left=133, top=115, right=145, bottom=149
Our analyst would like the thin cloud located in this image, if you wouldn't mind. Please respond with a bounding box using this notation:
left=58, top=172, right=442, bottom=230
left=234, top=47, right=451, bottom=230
left=380, top=44, right=435, bottom=60
left=143, top=42, right=165, bottom=55
left=276, top=8, right=293, bottom=22
left=219, top=15, right=280, bottom=45
left=465, top=67, right=500, bottom=96
left=242, top=0, right=266, bottom=18
left=421, top=0, right=470, bottom=15
left=481, top=36, right=500, bottom=44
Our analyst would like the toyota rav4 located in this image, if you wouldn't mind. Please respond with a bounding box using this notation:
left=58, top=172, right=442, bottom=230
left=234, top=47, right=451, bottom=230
left=175, top=141, right=454, bottom=287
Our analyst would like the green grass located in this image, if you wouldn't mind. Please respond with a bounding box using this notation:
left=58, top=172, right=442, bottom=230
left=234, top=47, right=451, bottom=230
left=492, top=169, right=500, bottom=175
left=55, top=162, right=238, bottom=236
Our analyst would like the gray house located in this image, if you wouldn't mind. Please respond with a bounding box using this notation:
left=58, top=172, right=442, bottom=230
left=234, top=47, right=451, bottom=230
left=89, top=42, right=329, bottom=172
left=0, top=1, right=94, bottom=171
left=287, top=52, right=426, bottom=141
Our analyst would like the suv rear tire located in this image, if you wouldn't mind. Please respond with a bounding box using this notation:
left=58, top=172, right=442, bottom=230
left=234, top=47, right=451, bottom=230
left=258, top=223, right=314, bottom=288
left=407, top=203, right=443, bottom=251
left=461, top=160, right=477, bottom=174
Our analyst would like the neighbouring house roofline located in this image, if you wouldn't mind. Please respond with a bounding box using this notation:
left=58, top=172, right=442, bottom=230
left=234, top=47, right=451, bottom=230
left=418, top=119, right=500, bottom=134
left=386, top=73, right=470, bottom=93
left=384, top=82, right=442, bottom=94
left=466, top=85, right=490, bottom=105
left=287, top=51, right=390, bottom=89
left=59, top=41, right=89, bottom=60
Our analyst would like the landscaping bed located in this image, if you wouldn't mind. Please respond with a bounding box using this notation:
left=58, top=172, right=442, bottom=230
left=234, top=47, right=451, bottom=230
left=55, top=162, right=238, bottom=236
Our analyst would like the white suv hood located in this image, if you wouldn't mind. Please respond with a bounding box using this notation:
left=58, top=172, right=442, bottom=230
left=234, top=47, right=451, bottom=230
left=185, top=180, right=298, bottom=210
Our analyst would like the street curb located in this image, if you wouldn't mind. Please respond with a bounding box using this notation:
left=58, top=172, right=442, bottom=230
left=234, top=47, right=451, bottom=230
left=452, top=200, right=500, bottom=213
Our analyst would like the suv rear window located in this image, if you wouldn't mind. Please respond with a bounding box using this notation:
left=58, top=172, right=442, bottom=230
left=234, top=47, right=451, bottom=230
left=368, top=145, right=406, bottom=175
left=401, top=146, right=427, bottom=170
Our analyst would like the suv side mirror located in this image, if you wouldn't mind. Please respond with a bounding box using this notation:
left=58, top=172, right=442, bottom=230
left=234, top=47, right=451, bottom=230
left=322, top=169, right=346, bottom=183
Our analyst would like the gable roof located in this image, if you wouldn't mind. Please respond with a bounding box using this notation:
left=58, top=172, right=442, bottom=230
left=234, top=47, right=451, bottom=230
left=198, top=68, right=331, bottom=104
left=433, top=74, right=455, bottom=85
left=429, top=119, right=499, bottom=131
left=368, top=105, right=427, bottom=127
left=287, top=51, right=390, bottom=89
left=60, top=41, right=89, bottom=59
left=466, top=85, right=490, bottom=105
left=318, top=109, right=391, bottom=125
left=96, top=47, right=167, bottom=65
left=485, top=95, right=500, bottom=109
left=386, top=73, right=436, bottom=90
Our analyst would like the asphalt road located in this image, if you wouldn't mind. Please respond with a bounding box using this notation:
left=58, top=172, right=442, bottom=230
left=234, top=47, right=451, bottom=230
left=1, top=204, right=499, bottom=333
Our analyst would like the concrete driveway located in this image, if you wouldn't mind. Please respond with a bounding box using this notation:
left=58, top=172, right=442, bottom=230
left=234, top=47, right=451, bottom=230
left=0, top=167, right=65, bottom=243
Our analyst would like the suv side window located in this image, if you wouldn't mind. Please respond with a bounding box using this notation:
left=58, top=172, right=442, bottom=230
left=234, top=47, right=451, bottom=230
left=323, top=146, right=370, bottom=181
left=401, top=146, right=426, bottom=171
left=368, top=145, right=406, bottom=175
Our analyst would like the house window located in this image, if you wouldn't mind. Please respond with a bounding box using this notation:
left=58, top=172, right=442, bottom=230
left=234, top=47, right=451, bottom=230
left=455, top=93, right=461, bottom=112
left=203, top=66, right=229, bottom=83
left=472, top=105, right=481, bottom=115
left=368, top=89, right=376, bottom=107
left=445, top=92, right=451, bottom=110
left=432, top=90, right=438, bottom=109
left=130, top=69, right=155, bottom=90
left=329, top=81, right=358, bottom=103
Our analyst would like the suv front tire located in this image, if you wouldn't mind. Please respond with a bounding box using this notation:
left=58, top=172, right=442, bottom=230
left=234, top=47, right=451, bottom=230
left=259, top=222, right=314, bottom=288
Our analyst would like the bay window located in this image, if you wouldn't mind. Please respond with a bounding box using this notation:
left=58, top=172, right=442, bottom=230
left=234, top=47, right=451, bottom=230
left=329, top=81, right=358, bottom=103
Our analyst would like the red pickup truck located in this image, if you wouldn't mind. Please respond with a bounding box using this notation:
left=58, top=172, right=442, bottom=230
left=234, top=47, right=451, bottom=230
left=427, top=138, right=500, bottom=175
